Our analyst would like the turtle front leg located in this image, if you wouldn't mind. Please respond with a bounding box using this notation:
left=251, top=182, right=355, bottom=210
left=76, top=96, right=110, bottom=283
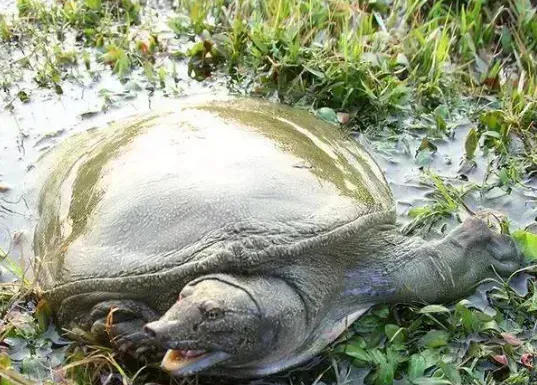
left=387, top=216, right=522, bottom=304
left=87, top=300, right=160, bottom=359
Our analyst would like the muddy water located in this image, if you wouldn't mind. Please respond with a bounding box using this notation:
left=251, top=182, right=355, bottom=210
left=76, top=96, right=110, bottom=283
left=2, top=39, right=537, bottom=290
left=1, top=1, right=537, bottom=384
left=0, top=71, right=231, bottom=284
left=6, top=89, right=535, bottom=282
left=360, top=124, right=537, bottom=233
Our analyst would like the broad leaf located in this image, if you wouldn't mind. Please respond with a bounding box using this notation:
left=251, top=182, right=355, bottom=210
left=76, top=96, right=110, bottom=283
left=512, top=230, right=537, bottom=262
left=420, top=330, right=449, bottom=348
left=419, top=305, right=451, bottom=314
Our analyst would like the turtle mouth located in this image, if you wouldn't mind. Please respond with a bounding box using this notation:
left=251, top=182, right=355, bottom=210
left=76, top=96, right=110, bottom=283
left=161, top=349, right=231, bottom=376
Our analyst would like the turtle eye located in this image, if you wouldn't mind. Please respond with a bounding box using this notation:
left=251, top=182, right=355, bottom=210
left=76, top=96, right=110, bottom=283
left=204, top=307, right=224, bottom=321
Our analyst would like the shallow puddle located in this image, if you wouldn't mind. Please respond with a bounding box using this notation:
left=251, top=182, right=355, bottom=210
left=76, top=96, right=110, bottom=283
left=359, top=123, right=537, bottom=234
left=2, top=81, right=536, bottom=383
left=2, top=75, right=537, bottom=385
left=1, top=1, right=536, bottom=384
left=0, top=62, right=230, bottom=283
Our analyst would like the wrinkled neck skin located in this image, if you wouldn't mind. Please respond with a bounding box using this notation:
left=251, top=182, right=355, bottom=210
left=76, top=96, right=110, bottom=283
left=340, top=223, right=427, bottom=304
left=212, top=227, right=430, bottom=377
left=343, top=223, right=473, bottom=306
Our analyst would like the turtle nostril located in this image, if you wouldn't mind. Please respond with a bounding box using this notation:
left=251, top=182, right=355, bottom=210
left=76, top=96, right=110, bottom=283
left=144, top=325, right=157, bottom=339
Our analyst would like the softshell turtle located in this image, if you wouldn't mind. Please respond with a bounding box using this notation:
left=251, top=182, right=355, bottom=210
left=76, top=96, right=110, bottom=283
left=34, top=96, right=521, bottom=378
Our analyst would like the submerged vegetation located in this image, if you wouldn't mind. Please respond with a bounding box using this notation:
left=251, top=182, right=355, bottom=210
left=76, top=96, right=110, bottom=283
left=1, top=0, right=537, bottom=384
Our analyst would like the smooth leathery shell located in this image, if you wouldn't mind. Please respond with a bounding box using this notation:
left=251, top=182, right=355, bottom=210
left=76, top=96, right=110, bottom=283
left=37, top=96, right=392, bottom=292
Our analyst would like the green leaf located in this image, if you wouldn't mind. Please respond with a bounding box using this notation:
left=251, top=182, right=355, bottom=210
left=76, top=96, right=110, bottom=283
left=499, top=168, right=511, bottom=186
left=408, top=206, right=431, bottom=218
left=439, top=362, right=462, bottom=385
left=418, top=137, right=438, bottom=153
left=480, top=320, right=500, bottom=332
left=102, top=45, right=131, bottom=77
left=0, top=352, right=11, bottom=369
left=385, top=324, right=405, bottom=344
left=523, top=291, right=537, bottom=312
left=17, top=90, right=30, bottom=103
left=84, top=0, right=101, bottom=10
left=342, top=344, right=371, bottom=363
left=412, top=378, right=452, bottom=385
left=464, top=128, right=479, bottom=159
left=158, top=66, right=167, bottom=86
left=372, top=306, right=390, bottom=318
left=512, top=230, right=537, bottom=262
left=369, top=348, right=386, bottom=364
left=315, top=107, right=338, bottom=125
left=114, top=55, right=130, bottom=76
left=304, top=66, right=324, bottom=79
left=482, top=130, right=501, bottom=139
left=35, top=299, right=51, bottom=332
left=369, top=349, right=395, bottom=385
left=479, top=110, right=503, bottom=132
left=420, top=349, right=441, bottom=369
left=376, top=358, right=395, bottom=385
left=415, top=150, right=434, bottom=167
left=455, top=302, right=481, bottom=333
left=434, top=113, right=447, bottom=131
left=419, top=305, right=451, bottom=314
left=500, top=26, right=513, bottom=53
left=420, top=330, right=449, bottom=348
left=408, top=354, right=426, bottom=379
left=0, top=15, right=12, bottom=41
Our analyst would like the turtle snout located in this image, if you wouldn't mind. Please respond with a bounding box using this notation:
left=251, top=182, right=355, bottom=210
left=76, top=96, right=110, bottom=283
left=144, top=320, right=186, bottom=342
left=144, top=321, right=167, bottom=340
left=144, top=320, right=184, bottom=348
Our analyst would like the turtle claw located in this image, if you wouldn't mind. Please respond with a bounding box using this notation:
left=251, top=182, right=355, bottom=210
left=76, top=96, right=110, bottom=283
left=112, top=328, right=160, bottom=361
left=456, top=216, right=522, bottom=275
left=88, top=300, right=160, bottom=356
left=115, top=335, right=160, bottom=362
left=135, top=345, right=154, bottom=355
left=135, top=345, right=161, bottom=362
left=115, top=336, right=134, bottom=353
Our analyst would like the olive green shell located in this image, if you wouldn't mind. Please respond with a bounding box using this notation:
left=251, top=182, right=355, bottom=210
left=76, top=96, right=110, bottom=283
left=34, top=97, right=393, bottom=307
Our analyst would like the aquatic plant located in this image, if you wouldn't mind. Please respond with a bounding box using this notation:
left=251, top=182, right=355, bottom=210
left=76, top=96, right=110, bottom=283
left=1, top=0, right=537, bottom=384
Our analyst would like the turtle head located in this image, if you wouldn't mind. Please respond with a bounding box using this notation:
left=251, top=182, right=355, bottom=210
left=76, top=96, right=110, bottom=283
left=144, top=274, right=308, bottom=376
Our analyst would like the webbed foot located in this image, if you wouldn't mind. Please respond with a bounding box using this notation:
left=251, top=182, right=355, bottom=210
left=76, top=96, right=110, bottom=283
left=89, top=300, right=161, bottom=361
left=451, top=215, right=523, bottom=275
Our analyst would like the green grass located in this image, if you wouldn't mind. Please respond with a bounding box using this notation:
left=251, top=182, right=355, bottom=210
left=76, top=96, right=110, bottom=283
left=2, top=0, right=536, bottom=160
left=1, top=0, right=537, bottom=384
